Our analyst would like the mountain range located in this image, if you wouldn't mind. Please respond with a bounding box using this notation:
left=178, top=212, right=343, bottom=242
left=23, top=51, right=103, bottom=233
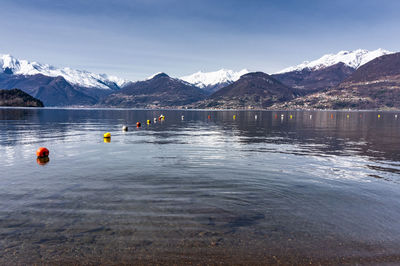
left=101, top=73, right=206, bottom=108
left=272, top=52, right=400, bottom=110
left=276, top=49, right=392, bottom=73
left=195, top=72, right=300, bottom=109
left=0, top=54, right=127, bottom=106
left=0, top=49, right=398, bottom=109
left=271, top=49, right=392, bottom=93
left=0, top=54, right=127, bottom=89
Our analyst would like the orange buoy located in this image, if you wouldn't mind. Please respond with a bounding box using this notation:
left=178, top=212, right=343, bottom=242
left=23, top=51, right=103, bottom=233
left=136, top=122, right=141, bottom=127
left=208, top=115, right=211, bottom=119
left=36, top=147, right=49, bottom=158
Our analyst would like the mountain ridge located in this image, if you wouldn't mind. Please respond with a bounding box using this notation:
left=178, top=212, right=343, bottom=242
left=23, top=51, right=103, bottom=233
left=0, top=54, right=128, bottom=90
left=271, top=52, right=400, bottom=110
left=193, top=72, right=300, bottom=109
left=101, top=73, right=207, bottom=108
left=0, top=88, right=44, bottom=107
left=277, top=49, right=392, bottom=74
left=272, top=62, right=356, bottom=93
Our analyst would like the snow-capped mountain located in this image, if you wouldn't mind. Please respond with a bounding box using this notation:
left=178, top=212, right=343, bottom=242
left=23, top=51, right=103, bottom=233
left=180, top=69, right=249, bottom=93
left=145, top=72, right=165, bottom=80
left=102, top=72, right=207, bottom=108
left=277, top=49, right=393, bottom=74
left=0, top=54, right=128, bottom=90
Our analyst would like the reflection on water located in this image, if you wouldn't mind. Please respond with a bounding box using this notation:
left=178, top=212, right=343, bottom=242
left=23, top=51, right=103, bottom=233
left=36, top=157, right=50, bottom=166
left=1, top=108, right=400, bottom=264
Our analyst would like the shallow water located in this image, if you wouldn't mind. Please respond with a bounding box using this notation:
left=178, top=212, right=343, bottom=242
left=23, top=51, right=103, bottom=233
left=1, top=108, right=400, bottom=264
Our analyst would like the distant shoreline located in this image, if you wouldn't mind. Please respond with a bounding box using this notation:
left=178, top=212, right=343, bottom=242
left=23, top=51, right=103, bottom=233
left=1, top=106, right=400, bottom=112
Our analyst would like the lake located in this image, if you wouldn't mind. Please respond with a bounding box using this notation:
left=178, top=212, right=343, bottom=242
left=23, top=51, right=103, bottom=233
left=1, top=108, right=400, bottom=264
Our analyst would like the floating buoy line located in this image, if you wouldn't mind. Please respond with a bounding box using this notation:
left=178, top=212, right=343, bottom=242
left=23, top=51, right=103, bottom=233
left=36, top=112, right=399, bottom=165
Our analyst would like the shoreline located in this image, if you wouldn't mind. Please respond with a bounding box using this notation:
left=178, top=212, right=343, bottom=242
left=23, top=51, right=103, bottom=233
left=1, top=106, right=400, bottom=112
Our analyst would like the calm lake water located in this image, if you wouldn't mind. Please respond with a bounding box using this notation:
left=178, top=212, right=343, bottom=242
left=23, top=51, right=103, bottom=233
left=1, top=108, right=400, bottom=264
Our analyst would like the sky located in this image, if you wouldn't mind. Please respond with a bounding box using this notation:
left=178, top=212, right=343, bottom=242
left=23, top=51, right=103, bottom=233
left=1, top=0, right=400, bottom=80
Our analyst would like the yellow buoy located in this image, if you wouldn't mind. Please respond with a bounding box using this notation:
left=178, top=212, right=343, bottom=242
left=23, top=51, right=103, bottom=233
left=147, top=120, right=151, bottom=124
left=103, top=132, right=111, bottom=138
left=378, top=114, right=381, bottom=118
left=104, top=138, right=111, bottom=143
left=233, top=115, right=236, bottom=120
left=347, top=114, right=350, bottom=118
left=290, top=115, right=293, bottom=119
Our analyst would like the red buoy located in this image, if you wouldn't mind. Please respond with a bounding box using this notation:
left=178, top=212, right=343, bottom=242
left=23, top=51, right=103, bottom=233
left=36, top=147, right=49, bottom=158
left=136, top=122, right=141, bottom=127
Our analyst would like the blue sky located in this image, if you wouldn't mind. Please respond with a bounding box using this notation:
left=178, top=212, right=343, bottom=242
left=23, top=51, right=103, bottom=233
left=1, top=0, right=399, bottom=80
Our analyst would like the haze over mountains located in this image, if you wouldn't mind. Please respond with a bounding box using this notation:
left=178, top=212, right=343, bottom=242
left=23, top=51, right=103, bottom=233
left=0, top=49, right=398, bottom=109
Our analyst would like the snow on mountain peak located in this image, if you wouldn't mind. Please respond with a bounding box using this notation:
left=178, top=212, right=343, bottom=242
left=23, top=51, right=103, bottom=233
left=0, top=54, right=128, bottom=90
left=146, top=72, right=165, bottom=80
left=276, top=48, right=393, bottom=74
left=180, top=68, right=249, bottom=88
